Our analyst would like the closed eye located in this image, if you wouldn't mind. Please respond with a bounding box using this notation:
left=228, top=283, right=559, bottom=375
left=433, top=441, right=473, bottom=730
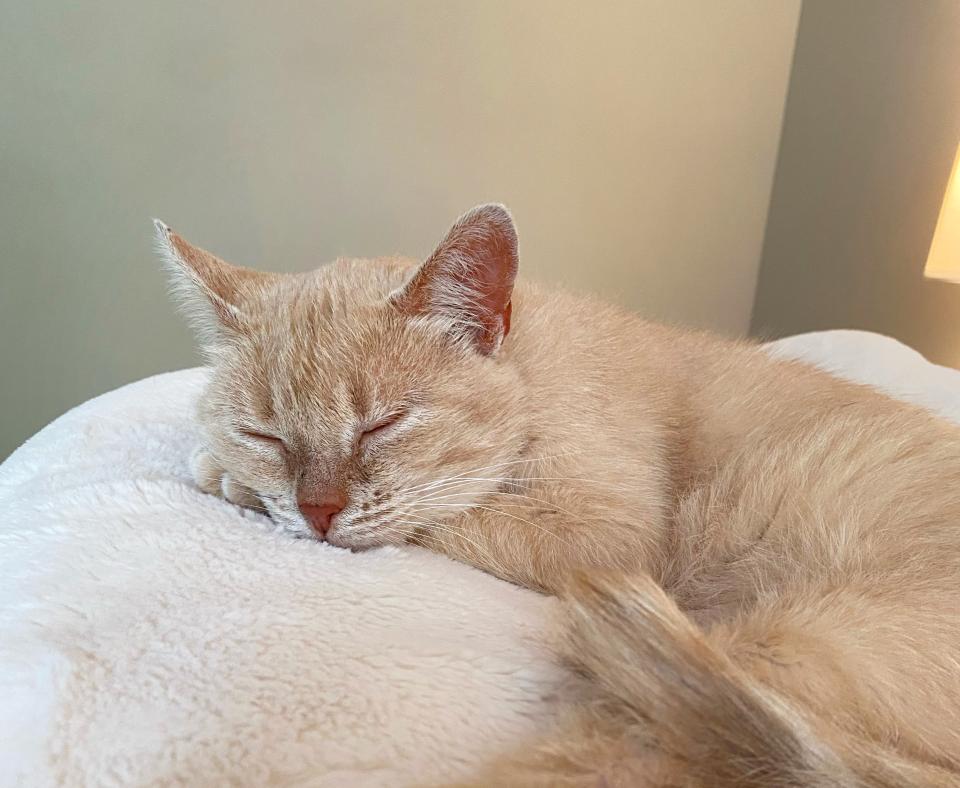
left=360, top=412, right=404, bottom=444
left=240, top=429, right=286, bottom=449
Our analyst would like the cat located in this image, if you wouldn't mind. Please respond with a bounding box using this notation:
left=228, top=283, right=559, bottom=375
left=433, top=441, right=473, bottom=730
left=157, top=205, right=960, bottom=786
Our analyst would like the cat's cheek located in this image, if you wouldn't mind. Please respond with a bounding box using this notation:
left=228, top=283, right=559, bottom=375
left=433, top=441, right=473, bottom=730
left=208, top=436, right=292, bottom=497
left=238, top=467, right=296, bottom=501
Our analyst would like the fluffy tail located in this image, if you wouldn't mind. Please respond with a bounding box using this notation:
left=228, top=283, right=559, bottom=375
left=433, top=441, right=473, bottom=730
left=561, top=573, right=956, bottom=788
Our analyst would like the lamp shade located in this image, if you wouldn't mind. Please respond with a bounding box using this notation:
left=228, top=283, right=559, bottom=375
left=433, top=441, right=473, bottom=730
left=926, top=144, right=960, bottom=283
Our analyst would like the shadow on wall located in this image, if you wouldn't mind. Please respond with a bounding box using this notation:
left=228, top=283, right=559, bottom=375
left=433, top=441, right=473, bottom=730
left=750, top=0, right=960, bottom=369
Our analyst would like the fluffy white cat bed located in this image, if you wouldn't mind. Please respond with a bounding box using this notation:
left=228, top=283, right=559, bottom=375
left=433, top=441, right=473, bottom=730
left=2, top=330, right=959, bottom=786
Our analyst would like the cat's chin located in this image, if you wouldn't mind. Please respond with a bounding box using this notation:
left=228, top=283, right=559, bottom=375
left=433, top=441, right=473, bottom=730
left=324, top=530, right=401, bottom=552
left=261, top=502, right=405, bottom=551
left=282, top=529, right=384, bottom=552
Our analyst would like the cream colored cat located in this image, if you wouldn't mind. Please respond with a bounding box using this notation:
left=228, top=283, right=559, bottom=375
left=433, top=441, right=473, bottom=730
left=158, top=205, right=960, bottom=786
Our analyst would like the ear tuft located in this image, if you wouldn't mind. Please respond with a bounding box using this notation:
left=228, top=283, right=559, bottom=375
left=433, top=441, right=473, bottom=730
left=154, top=220, right=264, bottom=346
left=392, top=203, right=519, bottom=355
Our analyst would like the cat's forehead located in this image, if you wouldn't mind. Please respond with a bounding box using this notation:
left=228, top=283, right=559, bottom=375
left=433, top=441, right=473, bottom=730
left=231, top=331, right=422, bottom=429
left=311, top=256, right=415, bottom=300
left=234, top=262, right=447, bottom=415
left=242, top=259, right=397, bottom=343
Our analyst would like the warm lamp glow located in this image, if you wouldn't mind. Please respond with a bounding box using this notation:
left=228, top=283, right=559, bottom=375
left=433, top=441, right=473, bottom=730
left=926, top=144, right=960, bottom=283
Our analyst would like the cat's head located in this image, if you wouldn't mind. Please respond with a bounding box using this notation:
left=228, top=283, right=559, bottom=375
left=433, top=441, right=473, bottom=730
left=158, top=204, right=529, bottom=548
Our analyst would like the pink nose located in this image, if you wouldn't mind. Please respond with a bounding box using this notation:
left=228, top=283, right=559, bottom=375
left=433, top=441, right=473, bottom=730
left=298, top=492, right=347, bottom=538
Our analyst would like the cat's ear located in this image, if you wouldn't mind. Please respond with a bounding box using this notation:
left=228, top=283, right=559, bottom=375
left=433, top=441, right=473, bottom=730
left=154, top=220, right=270, bottom=344
left=391, top=203, right=519, bottom=355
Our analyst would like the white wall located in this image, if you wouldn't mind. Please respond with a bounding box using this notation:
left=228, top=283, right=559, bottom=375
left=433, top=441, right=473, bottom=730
left=0, top=1, right=800, bottom=457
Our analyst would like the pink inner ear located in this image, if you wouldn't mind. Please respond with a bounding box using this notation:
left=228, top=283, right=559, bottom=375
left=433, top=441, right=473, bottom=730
left=393, top=205, right=519, bottom=354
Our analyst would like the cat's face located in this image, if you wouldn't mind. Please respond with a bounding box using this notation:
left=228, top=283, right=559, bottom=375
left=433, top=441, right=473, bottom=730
left=159, top=205, right=527, bottom=548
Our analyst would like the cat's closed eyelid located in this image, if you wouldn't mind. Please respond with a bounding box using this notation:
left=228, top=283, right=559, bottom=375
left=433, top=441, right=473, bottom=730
left=239, top=428, right=286, bottom=448
left=359, top=411, right=406, bottom=443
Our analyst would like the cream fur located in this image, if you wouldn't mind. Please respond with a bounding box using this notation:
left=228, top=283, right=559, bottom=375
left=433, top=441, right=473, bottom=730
left=159, top=206, right=960, bottom=786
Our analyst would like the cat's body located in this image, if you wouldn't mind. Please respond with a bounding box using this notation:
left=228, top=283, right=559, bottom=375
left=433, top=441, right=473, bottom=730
left=159, top=206, right=960, bottom=786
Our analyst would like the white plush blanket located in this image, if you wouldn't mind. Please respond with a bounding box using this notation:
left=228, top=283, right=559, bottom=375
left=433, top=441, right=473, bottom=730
left=2, top=330, right=959, bottom=787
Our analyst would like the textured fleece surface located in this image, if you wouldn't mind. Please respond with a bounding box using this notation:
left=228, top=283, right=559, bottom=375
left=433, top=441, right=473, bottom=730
left=2, top=330, right=958, bottom=787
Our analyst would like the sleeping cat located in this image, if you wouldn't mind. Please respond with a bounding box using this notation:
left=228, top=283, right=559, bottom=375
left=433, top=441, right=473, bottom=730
left=158, top=205, right=960, bottom=786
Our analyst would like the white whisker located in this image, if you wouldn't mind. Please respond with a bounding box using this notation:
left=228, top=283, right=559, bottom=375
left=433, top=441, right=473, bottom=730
left=397, top=450, right=586, bottom=496
left=411, top=502, right=572, bottom=548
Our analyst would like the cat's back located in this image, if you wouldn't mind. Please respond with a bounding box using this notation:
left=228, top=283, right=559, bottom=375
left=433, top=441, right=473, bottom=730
left=667, top=328, right=960, bottom=584
left=510, top=281, right=960, bottom=553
